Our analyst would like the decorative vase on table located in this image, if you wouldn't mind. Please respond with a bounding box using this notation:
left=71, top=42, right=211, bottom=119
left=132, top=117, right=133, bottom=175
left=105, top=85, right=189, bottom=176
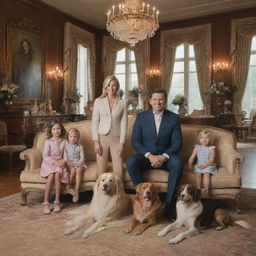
left=178, top=104, right=187, bottom=116
left=2, top=100, right=13, bottom=110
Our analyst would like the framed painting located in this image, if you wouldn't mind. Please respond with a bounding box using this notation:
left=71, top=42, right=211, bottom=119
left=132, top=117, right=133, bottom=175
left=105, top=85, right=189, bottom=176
left=7, top=18, right=44, bottom=101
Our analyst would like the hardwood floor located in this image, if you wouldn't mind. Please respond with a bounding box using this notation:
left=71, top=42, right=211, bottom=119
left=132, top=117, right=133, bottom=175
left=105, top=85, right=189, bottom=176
left=0, top=141, right=255, bottom=198
left=0, top=170, right=21, bottom=198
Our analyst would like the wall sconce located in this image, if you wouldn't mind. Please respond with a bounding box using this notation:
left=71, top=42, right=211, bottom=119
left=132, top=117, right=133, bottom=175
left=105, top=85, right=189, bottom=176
left=46, top=66, right=63, bottom=80
left=212, top=61, right=229, bottom=72
left=149, top=68, right=161, bottom=77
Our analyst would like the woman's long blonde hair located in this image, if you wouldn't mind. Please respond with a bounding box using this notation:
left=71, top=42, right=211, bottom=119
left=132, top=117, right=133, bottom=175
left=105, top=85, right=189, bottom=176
left=99, top=75, right=120, bottom=98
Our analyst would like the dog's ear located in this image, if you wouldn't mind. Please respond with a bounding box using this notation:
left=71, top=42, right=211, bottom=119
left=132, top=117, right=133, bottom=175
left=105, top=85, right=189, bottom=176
left=114, top=175, right=125, bottom=196
left=153, top=184, right=159, bottom=194
left=175, top=185, right=182, bottom=199
left=194, top=186, right=201, bottom=202
left=94, top=174, right=102, bottom=192
left=135, top=183, right=143, bottom=200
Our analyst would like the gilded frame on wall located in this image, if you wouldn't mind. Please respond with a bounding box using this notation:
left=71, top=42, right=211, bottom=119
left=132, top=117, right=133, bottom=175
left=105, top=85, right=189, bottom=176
left=7, top=17, right=45, bottom=103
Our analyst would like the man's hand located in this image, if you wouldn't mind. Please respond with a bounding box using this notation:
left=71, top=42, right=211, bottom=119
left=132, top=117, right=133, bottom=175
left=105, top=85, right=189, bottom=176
left=148, top=154, right=166, bottom=168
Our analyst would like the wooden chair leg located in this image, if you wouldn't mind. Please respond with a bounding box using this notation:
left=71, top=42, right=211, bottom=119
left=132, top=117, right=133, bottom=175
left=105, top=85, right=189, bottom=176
left=20, top=187, right=28, bottom=205
left=234, top=193, right=241, bottom=214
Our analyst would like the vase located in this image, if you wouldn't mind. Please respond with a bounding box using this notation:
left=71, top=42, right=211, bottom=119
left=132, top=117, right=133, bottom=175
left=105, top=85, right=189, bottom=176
left=178, top=104, right=187, bottom=116
left=2, top=100, right=13, bottom=110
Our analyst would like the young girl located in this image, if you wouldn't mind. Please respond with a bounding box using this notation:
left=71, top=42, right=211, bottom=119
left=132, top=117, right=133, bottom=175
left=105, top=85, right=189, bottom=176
left=188, top=129, right=217, bottom=197
left=65, top=128, right=87, bottom=203
left=40, top=121, right=68, bottom=214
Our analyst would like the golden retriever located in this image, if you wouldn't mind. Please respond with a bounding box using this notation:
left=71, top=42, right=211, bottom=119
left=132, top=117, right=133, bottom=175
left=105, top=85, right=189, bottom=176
left=124, top=182, right=163, bottom=235
left=64, top=173, right=132, bottom=238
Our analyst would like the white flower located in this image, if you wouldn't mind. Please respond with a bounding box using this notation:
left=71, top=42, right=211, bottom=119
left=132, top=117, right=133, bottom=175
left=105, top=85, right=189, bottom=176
left=224, top=100, right=232, bottom=105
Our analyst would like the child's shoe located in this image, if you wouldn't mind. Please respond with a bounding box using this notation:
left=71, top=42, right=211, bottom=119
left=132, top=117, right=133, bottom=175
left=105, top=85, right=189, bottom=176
left=72, top=190, right=79, bottom=203
left=42, top=202, right=51, bottom=214
left=53, top=201, right=61, bottom=212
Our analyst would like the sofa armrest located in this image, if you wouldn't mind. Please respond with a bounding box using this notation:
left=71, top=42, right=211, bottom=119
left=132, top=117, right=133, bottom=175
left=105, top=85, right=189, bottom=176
left=225, top=149, right=244, bottom=175
left=20, top=148, right=42, bottom=172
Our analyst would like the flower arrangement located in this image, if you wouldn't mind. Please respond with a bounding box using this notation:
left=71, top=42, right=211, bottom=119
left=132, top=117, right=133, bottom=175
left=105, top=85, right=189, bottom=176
left=208, top=81, right=230, bottom=95
left=224, top=100, right=232, bottom=105
left=172, top=94, right=186, bottom=106
left=65, top=89, right=82, bottom=103
left=0, top=83, right=20, bottom=101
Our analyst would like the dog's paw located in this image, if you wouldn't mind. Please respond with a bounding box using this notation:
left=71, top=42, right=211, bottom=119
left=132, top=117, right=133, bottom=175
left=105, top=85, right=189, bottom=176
left=216, top=226, right=225, bottom=231
left=65, top=220, right=74, bottom=226
left=157, top=229, right=168, bottom=237
left=123, top=226, right=133, bottom=234
left=169, top=237, right=181, bottom=244
left=133, top=227, right=144, bottom=236
left=64, top=227, right=75, bottom=235
left=82, top=232, right=89, bottom=239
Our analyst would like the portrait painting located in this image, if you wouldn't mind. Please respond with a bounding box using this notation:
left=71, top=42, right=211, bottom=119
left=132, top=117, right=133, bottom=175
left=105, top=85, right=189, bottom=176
left=7, top=21, right=44, bottom=99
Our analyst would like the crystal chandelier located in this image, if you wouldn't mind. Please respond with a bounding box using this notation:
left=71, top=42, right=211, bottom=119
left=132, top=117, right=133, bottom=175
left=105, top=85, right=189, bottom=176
left=106, top=0, right=159, bottom=47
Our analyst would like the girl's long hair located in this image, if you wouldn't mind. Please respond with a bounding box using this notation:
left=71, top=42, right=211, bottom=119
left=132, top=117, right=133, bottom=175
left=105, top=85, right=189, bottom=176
left=46, top=121, right=66, bottom=139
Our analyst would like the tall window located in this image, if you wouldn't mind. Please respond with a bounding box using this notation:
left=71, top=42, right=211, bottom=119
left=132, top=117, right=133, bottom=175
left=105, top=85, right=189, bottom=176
left=167, top=43, right=203, bottom=114
left=242, top=36, right=256, bottom=118
left=76, top=44, right=90, bottom=114
left=114, top=48, right=138, bottom=98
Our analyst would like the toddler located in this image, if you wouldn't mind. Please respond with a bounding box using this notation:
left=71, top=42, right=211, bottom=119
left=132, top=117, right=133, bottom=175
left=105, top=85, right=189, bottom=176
left=188, top=129, right=217, bottom=197
left=65, top=128, right=87, bottom=203
left=40, top=121, right=68, bottom=214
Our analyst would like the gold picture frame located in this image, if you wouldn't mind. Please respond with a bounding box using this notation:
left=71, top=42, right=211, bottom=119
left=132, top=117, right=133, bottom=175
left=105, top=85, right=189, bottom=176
left=7, top=17, right=45, bottom=103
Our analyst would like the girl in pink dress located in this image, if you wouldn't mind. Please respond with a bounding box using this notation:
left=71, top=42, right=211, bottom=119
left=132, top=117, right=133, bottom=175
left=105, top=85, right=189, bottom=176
left=40, top=121, right=68, bottom=214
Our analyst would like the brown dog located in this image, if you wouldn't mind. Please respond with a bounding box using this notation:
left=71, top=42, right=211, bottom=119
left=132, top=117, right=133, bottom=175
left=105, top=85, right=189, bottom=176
left=124, top=182, right=163, bottom=235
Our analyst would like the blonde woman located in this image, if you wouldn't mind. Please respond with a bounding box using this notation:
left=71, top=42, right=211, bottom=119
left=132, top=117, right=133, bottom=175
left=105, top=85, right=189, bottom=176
left=92, top=75, right=127, bottom=180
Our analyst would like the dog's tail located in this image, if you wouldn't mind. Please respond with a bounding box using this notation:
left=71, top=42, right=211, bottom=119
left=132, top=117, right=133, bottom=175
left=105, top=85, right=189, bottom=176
left=234, top=220, right=252, bottom=230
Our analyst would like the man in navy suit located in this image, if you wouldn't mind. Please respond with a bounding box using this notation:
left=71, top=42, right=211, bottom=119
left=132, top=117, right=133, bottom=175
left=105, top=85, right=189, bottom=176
left=126, top=89, right=183, bottom=220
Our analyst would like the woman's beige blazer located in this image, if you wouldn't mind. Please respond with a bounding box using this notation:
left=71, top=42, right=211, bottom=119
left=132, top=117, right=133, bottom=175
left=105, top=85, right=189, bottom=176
left=92, top=97, right=127, bottom=144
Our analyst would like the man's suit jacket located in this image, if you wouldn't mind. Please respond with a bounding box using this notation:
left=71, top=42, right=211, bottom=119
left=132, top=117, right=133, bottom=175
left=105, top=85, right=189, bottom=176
left=92, top=97, right=127, bottom=144
left=131, top=109, right=182, bottom=157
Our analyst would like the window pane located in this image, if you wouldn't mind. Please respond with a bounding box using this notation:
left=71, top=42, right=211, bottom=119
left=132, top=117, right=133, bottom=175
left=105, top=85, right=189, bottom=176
left=115, top=64, right=125, bottom=74
left=189, top=45, right=195, bottom=58
left=130, top=73, right=138, bottom=90
left=242, top=67, right=256, bottom=117
left=173, top=61, right=184, bottom=73
left=189, top=61, right=197, bottom=72
left=130, top=63, right=137, bottom=73
left=115, top=74, right=125, bottom=92
left=167, top=73, right=184, bottom=113
left=175, top=44, right=184, bottom=59
left=116, top=48, right=125, bottom=62
left=251, top=37, right=256, bottom=51
left=76, top=44, right=89, bottom=114
left=188, top=73, right=203, bottom=114
left=130, top=50, right=135, bottom=61
left=250, top=54, right=256, bottom=65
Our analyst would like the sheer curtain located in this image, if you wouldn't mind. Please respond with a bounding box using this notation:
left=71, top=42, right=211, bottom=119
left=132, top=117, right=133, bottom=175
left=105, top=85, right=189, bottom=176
left=160, top=24, right=212, bottom=112
left=231, top=17, right=256, bottom=115
left=76, top=45, right=90, bottom=114
left=63, top=22, right=95, bottom=103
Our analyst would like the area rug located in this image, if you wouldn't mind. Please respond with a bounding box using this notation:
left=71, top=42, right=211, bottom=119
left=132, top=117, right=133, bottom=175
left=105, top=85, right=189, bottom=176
left=0, top=189, right=256, bottom=256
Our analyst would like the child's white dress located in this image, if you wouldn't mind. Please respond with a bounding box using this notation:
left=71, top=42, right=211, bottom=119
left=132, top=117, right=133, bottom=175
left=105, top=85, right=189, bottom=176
left=194, top=145, right=217, bottom=175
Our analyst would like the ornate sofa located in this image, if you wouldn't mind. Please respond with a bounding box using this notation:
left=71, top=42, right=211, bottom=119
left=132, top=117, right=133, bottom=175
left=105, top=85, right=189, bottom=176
left=20, top=116, right=243, bottom=212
